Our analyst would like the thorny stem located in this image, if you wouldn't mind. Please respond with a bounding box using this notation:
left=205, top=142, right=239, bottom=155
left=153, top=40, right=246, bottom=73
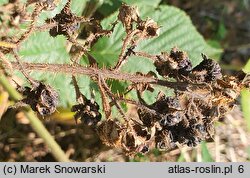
left=112, top=29, right=140, bottom=70
left=133, top=51, right=158, bottom=61
left=10, top=62, right=195, bottom=91
left=71, top=75, right=86, bottom=103
left=12, top=50, right=37, bottom=86
left=16, top=3, right=43, bottom=45
left=0, top=75, right=70, bottom=162
left=0, top=51, right=13, bottom=74
left=97, top=75, right=111, bottom=119
left=99, top=76, right=128, bottom=121
left=0, top=41, right=17, bottom=49
left=35, top=22, right=58, bottom=31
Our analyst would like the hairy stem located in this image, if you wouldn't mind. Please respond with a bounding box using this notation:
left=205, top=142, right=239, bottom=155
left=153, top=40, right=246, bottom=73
left=16, top=4, right=43, bottom=45
left=11, top=62, right=192, bottom=90
left=112, top=29, right=140, bottom=70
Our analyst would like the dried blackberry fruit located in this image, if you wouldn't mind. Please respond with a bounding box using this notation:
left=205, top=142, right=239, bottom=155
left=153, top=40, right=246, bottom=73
left=97, top=119, right=122, bottom=147
left=122, top=132, right=136, bottom=152
left=18, top=81, right=58, bottom=116
left=137, top=18, right=160, bottom=38
left=186, top=136, right=200, bottom=147
left=169, top=47, right=192, bottom=76
left=153, top=94, right=181, bottom=114
left=137, top=108, right=156, bottom=127
left=118, top=3, right=140, bottom=33
left=46, top=1, right=80, bottom=37
left=183, top=123, right=207, bottom=147
left=140, top=145, right=149, bottom=154
left=154, top=52, right=178, bottom=77
left=159, top=112, right=182, bottom=127
left=191, top=54, right=222, bottom=82
left=133, top=124, right=150, bottom=139
left=154, top=48, right=192, bottom=79
left=71, top=99, right=101, bottom=126
left=155, top=130, right=175, bottom=150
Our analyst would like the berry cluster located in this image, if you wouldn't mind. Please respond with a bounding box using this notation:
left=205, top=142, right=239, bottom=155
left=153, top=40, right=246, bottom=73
left=17, top=81, right=58, bottom=116
left=71, top=98, right=101, bottom=126
left=46, top=0, right=81, bottom=37
left=97, top=48, right=246, bottom=155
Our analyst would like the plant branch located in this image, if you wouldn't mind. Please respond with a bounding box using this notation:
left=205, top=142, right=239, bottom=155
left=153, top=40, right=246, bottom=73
left=99, top=76, right=127, bottom=121
left=16, top=3, right=43, bottom=45
left=112, top=29, right=140, bottom=70
left=10, top=62, right=194, bottom=90
left=133, top=51, right=158, bottom=61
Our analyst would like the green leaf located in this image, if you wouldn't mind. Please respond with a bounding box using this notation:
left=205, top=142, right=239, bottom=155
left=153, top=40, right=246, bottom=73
left=91, top=5, right=222, bottom=102
left=17, top=32, right=73, bottom=107
left=38, top=0, right=87, bottom=24
left=16, top=0, right=88, bottom=107
left=98, top=0, right=161, bottom=16
left=241, top=59, right=250, bottom=131
left=201, top=141, right=214, bottom=162
left=243, top=58, right=250, bottom=73
left=93, top=5, right=221, bottom=67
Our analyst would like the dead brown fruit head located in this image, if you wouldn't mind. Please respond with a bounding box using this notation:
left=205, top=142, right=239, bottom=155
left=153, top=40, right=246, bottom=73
left=190, top=54, right=222, bottom=83
left=38, top=0, right=57, bottom=11
left=154, top=47, right=192, bottom=79
left=19, top=81, right=59, bottom=116
left=137, top=18, right=160, bottom=38
left=97, top=119, right=122, bottom=147
left=118, top=3, right=140, bottom=33
left=46, top=1, right=80, bottom=37
left=71, top=98, right=101, bottom=126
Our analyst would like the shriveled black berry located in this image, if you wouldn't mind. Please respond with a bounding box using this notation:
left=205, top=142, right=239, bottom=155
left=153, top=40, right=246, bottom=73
left=159, top=112, right=182, bottom=126
left=169, top=47, right=192, bottom=76
left=19, top=81, right=59, bottom=116
left=140, top=145, right=149, bottom=154
left=155, top=130, right=175, bottom=150
left=154, top=52, right=178, bottom=78
left=137, top=19, right=160, bottom=38
left=71, top=99, right=101, bottom=126
left=186, top=136, right=200, bottom=147
left=122, top=132, right=136, bottom=151
left=153, top=95, right=181, bottom=114
left=46, top=2, right=80, bottom=37
left=194, top=124, right=206, bottom=134
left=137, top=108, right=156, bottom=127
left=191, top=54, right=222, bottom=82
left=154, top=48, right=192, bottom=79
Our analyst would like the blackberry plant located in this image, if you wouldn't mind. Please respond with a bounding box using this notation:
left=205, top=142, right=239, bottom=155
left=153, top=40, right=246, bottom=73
left=0, top=0, right=249, bottom=160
